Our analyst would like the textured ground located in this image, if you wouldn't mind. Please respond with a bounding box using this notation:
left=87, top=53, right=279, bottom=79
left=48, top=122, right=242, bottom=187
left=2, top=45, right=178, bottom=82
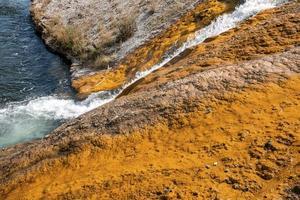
left=0, top=1, right=299, bottom=200
left=30, top=0, right=203, bottom=74
left=0, top=48, right=299, bottom=199
left=70, top=0, right=239, bottom=96
left=30, top=0, right=240, bottom=97
left=123, top=1, right=300, bottom=95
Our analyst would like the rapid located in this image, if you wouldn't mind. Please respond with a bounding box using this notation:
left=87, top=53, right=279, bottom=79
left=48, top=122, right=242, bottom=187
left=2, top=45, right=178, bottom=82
left=0, top=0, right=287, bottom=147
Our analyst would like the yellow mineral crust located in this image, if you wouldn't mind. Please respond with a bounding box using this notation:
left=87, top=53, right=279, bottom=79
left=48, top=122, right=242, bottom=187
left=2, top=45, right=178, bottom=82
left=1, top=2, right=300, bottom=200
left=72, top=0, right=239, bottom=96
left=1, top=75, right=300, bottom=199
left=124, top=1, right=300, bottom=94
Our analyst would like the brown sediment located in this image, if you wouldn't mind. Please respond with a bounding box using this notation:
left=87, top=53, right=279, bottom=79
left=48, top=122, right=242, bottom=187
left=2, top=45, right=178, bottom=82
left=71, top=0, right=240, bottom=96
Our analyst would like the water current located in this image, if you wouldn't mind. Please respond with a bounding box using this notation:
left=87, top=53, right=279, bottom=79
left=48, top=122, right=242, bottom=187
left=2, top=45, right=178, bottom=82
left=0, top=0, right=287, bottom=147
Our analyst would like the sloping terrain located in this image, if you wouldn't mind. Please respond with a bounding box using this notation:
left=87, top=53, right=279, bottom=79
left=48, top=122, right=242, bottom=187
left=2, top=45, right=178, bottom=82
left=1, top=48, right=299, bottom=200
left=0, top=1, right=299, bottom=200
left=122, top=1, right=300, bottom=95
left=70, top=0, right=239, bottom=96
left=31, top=0, right=240, bottom=96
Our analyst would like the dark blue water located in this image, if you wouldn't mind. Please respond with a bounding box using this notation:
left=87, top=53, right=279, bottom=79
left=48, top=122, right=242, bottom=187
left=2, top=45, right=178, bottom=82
left=0, top=0, right=72, bottom=104
left=0, top=0, right=73, bottom=147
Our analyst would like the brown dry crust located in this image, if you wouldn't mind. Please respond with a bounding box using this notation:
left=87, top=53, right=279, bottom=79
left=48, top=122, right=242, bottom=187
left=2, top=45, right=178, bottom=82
left=72, top=1, right=300, bottom=97
left=124, top=1, right=300, bottom=95
left=30, top=0, right=203, bottom=66
left=0, top=47, right=299, bottom=199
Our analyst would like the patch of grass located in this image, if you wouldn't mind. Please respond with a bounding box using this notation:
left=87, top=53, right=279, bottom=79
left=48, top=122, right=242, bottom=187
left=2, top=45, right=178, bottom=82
left=88, top=17, right=137, bottom=69
left=115, top=15, right=137, bottom=43
left=47, top=17, right=87, bottom=58
left=94, top=55, right=114, bottom=69
left=45, top=13, right=136, bottom=67
left=147, top=1, right=159, bottom=15
left=57, top=26, right=86, bottom=56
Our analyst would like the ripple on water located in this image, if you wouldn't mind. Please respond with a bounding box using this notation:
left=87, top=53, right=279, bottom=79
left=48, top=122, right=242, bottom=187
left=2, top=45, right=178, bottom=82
left=0, top=0, right=73, bottom=147
left=0, top=5, right=19, bottom=16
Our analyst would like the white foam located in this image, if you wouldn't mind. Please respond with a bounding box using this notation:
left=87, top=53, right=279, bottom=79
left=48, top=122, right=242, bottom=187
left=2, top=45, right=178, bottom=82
left=0, top=0, right=287, bottom=147
left=131, top=0, right=287, bottom=81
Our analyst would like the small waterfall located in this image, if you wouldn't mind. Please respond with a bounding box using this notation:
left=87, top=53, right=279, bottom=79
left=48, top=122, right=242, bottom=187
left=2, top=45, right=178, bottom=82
left=0, top=0, right=287, bottom=147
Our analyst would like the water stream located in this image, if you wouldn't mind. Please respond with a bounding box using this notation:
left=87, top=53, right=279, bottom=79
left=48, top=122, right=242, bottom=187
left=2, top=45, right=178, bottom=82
left=0, top=0, right=73, bottom=146
left=0, top=0, right=287, bottom=147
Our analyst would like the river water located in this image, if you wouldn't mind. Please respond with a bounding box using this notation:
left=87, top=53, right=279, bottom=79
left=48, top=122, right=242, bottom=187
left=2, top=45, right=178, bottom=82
left=0, top=0, right=73, bottom=147
left=0, top=0, right=287, bottom=148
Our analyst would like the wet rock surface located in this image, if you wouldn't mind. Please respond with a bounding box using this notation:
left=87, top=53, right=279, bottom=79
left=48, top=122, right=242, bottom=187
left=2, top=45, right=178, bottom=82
left=127, top=1, right=300, bottom=94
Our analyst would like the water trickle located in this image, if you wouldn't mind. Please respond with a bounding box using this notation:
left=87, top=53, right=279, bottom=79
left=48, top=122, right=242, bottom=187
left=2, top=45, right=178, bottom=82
left=0, top=0, right=288, bottom=147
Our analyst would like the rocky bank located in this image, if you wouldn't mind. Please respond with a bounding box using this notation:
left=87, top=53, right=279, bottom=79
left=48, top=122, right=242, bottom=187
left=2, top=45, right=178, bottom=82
left=30, top=0, right=240, bottom=97
left=0, top=0, right=300, bottom=199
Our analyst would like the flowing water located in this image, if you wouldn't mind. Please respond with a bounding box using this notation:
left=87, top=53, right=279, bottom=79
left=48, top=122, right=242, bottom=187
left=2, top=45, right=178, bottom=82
left=0, top=0, right=73, bottom=147
left=0, top=0, right=287, bottom=147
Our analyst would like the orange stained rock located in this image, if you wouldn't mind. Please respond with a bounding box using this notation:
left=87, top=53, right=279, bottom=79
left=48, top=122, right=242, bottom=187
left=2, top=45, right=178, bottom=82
left=125, top=1, right=300, bottom=94
left=72, top=0, right=239, bottom=96
left=2, top=75, right=300, bottom=200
